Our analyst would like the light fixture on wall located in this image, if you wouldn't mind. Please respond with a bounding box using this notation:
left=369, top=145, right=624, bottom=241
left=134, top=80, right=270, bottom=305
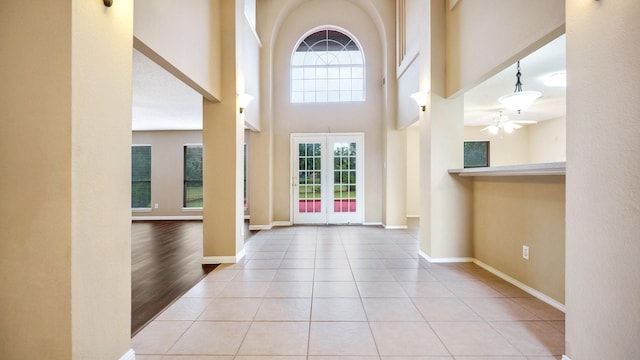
left=103, top=0, right=113, bottom=7
left=498, top=61, right=541, bottom=114
left=237, top=93, right=254, bottom=114
left=411, top=91, right=427, bottom=111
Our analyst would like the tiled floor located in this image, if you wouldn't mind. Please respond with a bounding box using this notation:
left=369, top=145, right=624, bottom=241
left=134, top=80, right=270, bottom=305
left=132, top=224, right=565, bottom=359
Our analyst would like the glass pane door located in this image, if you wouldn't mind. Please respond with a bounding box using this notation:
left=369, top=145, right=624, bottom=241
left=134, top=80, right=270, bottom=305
left=292, top=136, right=326, bottom=224
left=292, top=133, right=363, bottom=225
left=327, top=135, right=363, bottom=224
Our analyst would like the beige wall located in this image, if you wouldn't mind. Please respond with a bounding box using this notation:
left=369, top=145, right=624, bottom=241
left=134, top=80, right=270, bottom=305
left=565, top=0, right=640, bottom=358
left=529, top=117, right=566, bottom=163
left=1, top=2, right=73, bottom=357
left=135, top=0, right=222, bottom=101
left=413, top=0, right=472, bottom=259
left=71, top=1, right=133, bottom=357
left=464, top=116, right=566, bottom=166
left=441, top=1, right=567, bottom=306
left=267, top=0, right=387, bottom=224
left=251, top=0, right=402, bottom=228
left=446, top=0, right=565, bottom=96
left=463, top=120, right=566, bottom=306
left=406, top=125, right=420, bottom=217
left=132, top=131, right=204, bottom=218
left=240, top=7, right=261, bottom=131
left=428, top=95, right=473, bottom=259
left=202, top=0, right=246, bottom=262
left=473, top=176, right=566, bottom=304
left=1, top=1, right=133, bottom=358
left=464, top=126, right=530, bottom=166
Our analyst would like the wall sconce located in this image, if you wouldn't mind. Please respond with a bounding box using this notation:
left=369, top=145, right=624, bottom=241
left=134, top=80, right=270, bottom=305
left=103, top=0, right=113, bottom=7
left=411, top=91, right=428, bottom=111
left=237, top=93, right=254, bottom=114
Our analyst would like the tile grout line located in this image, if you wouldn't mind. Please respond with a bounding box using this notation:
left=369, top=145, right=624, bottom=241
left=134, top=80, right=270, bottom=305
left=340, top=226, right=383, bottom=359
left=306, top=226, right=318, bottom=358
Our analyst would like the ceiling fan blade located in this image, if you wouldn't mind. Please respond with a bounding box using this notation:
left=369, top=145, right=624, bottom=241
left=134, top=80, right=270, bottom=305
left=511, top=123, right=523, bottom=129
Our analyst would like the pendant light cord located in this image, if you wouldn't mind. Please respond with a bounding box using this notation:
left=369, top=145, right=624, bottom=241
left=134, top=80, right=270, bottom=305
left=514, top=61, right=523, bottom=93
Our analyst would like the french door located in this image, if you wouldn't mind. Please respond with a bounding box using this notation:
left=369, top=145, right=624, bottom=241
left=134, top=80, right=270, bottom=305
left=292, top=133, right=364, bottom=224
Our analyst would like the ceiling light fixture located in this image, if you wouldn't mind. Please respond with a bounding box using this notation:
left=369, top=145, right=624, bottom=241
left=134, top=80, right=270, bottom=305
left=498, top=61, right=541, bottom=114
left=544, top=72, right=567, bottom=87
left=481, top=111, right=537, bottom=134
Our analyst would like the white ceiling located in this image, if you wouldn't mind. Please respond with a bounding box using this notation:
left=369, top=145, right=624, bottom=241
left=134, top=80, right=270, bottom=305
left=464, top=34, right=566, bottom=126
left=132, top=49, right=203, bottom=131
left=131, top=35, right=565, bottom=131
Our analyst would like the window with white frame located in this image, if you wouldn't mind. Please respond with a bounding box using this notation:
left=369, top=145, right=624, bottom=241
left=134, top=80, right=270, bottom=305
left=291, top=28, right=365, bottom=103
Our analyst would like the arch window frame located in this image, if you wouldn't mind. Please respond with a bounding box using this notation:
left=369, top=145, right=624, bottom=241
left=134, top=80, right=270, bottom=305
left=290, top=27, right=366, bottom=103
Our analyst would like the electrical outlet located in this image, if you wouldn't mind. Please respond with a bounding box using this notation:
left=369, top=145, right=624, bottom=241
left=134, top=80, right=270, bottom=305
left=522, top=245, right=529, bottom=260
left=154, top=203, right=159, bottom=209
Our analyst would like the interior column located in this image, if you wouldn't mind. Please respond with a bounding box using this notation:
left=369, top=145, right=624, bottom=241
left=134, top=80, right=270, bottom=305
left=202, top=0, right=245, bottom=263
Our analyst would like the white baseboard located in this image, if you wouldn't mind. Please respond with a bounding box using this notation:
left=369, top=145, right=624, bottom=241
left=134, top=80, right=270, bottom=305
left=406, top=215, right=420, bottom=218
left=382, top=224, right=409, bottom=230
left=412, top=251, right=566, bottom=313
left=473, top=259, right=566, bottom=312
left=236, top=248, right=246, bottom=261
left=132, top=215, right=203, bottom=221
left=203, top=248, right=245, bottom=264
left=419, top=251, right=474, bottom=263
left=249, top=224, right=273, bottom=230
left=272, top=221, right=292, bottom=227
left=363, top=222, right=383, bottom=226
left=119, top=349, right=135, bottom=360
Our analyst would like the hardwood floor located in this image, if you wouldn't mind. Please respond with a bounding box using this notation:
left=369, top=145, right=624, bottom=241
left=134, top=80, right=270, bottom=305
left=131, top=220, right=216, bottom=335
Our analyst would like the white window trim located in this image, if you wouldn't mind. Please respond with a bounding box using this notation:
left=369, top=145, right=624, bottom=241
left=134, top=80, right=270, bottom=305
left=290, top=26, right=366, bottom=104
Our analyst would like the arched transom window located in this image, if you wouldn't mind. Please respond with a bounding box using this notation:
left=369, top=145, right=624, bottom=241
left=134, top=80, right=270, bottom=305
left=291, top=28, right=365, bottom=103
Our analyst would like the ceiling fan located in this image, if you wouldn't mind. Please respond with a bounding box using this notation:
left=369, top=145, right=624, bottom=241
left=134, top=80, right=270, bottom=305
left=481, top=112, right=537, bottom=134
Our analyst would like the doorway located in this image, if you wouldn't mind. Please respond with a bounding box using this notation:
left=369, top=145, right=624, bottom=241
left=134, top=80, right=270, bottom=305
left=291, top=133, right=364, bottom=224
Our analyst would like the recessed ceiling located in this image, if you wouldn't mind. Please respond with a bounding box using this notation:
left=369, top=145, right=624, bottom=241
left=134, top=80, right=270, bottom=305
left=464, top=34, right=566, bottom=126
left=132, top=49, right=203, bottom=131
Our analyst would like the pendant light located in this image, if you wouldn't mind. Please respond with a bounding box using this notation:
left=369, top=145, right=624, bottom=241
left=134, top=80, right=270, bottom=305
left=498, top=61, right=541, bottom=114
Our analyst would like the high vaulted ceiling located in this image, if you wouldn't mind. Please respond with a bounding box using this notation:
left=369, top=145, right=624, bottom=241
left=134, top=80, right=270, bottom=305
left=131, top=35, right=566, bottom=131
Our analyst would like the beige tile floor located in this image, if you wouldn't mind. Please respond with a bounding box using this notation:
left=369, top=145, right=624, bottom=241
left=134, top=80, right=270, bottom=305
left=132, top=224, right=565, bottom=360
